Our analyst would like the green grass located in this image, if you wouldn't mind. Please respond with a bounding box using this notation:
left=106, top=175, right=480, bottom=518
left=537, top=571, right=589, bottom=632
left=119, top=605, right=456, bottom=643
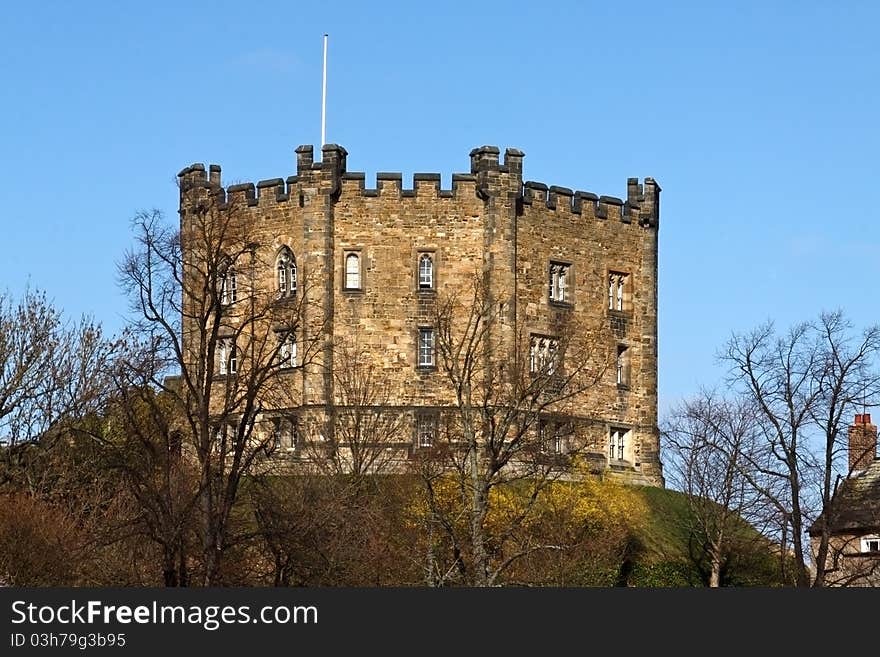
left=632, top=485, right=697, bottom=561
left=623, top=486, right=791, bottom=586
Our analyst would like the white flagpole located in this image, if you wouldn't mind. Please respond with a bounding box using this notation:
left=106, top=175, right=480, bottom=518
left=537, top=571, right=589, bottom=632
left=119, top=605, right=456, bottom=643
left=321, top=34, right=328, bottom=147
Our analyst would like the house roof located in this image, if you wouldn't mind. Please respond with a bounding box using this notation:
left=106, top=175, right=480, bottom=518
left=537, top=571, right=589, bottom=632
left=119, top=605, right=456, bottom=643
left=809, top=458, right=880, bottom=536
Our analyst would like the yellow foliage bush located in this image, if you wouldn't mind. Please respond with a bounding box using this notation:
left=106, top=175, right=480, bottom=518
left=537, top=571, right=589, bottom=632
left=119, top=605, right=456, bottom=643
left=406, top=460, right=649, bottom=585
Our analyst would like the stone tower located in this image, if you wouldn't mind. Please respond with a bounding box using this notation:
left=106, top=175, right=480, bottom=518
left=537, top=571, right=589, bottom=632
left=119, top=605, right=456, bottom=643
left=177, top=144, right=663, bottom=486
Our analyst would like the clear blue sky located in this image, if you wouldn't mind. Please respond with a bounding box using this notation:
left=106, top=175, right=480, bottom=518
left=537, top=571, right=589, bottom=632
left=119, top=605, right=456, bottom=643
left=2, top=1, right=878, bottom=416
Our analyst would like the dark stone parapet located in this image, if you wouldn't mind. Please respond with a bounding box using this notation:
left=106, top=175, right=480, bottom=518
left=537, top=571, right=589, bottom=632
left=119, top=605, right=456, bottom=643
left=295, top=145, right=313, bottom=173
left=178, top=163, right=205, bottom=179
left=470, top=145, right=501, bottom=173
left=257, top=178, right=287, bottom=203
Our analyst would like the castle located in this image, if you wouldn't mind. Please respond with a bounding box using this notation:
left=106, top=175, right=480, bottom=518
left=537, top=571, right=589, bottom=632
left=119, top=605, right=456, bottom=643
left=177, top=144, right=663, bottom=486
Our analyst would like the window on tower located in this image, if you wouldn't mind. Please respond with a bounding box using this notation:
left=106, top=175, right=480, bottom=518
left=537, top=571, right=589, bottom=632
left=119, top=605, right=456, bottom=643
left=344, top=252, right=361, bottom=290
left=418, top=253, right=434, bottom=290
left=608, top=271, right=629, bottom=312
left=548, top=262, right=571, bottom=304
left=276, top=247, right=297, bottom=298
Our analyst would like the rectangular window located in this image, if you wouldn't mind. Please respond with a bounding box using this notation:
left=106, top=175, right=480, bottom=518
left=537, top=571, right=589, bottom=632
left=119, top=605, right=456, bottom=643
left=277, top=332, right=297, bottom=369
left=529, top=335, right=559, bottom=375
left=616, top=345, right=630, bottom=387
left=539, top=420, right=566, bottom=454
left=416, top=413, right=437, bottom=448
left=609, top=427, right=629, bottom=462
left=212, top=421, right=236, bottom=447
left=608, top=272, right=628, bottom=312
left=344, top=252, right=361, bottom=290
left=418, top=328, right=435, bottom=367
left=221, top=269, right=237, bottom=305
left=273, top=417, right=299, bottom=452
left=548, top=262, right=570, bottom=304
left=861, top=536, right=880, bottom=553
left=218, top=338, right=237, bottom=376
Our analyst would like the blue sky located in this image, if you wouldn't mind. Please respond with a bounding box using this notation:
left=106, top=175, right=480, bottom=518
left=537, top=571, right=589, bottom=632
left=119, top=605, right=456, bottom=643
left=1, top=1, right=878, bottom=415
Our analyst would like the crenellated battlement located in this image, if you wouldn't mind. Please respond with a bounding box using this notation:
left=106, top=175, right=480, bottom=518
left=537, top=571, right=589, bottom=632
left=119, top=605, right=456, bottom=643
left=521, top=178, right=659, bottom=228
left=337, top=171, right=478, bottom=200
left=178, top=145, right=659, bottom=228
left=178, top=164, right=296, bottom=209
left=468, top=146, right=524, bottom=176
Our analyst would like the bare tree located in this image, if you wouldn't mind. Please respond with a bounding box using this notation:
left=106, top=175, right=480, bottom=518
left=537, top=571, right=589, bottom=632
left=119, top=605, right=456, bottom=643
left=807, top=312, right=880, bottom=586
left=99, top=346, right=201, bottom=586
left=0, top=289, right=115, bottom=490
left=118, top=184, right=319, bottom=585
left=248, top=336, right=418, bottom=585
left=663, top=391, right=780, bottom=586
left=413, top=276, right=607, bottom=586
left=249, top=474, right=345, bottom=586
left=249, top=473, right=419, bottom=586
left=0, top=289, right=61, bottom=462
left=303, top=339, right=409, bottom=479
left=0, top=492, right=84, bottom=585
left=722, top=310, right=880, bottom=586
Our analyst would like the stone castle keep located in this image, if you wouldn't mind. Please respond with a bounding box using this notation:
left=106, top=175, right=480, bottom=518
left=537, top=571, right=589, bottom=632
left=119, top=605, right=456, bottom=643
left=177, top=144, right=663, bottom=486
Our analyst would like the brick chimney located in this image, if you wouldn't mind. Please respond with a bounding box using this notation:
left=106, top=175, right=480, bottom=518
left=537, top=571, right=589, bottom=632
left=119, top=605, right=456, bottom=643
left=849, top=414, right=878, bottom=473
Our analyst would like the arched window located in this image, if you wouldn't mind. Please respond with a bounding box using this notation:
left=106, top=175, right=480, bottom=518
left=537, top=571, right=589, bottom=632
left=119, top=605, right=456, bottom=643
left=616, top=344, right=630, bottom=387
left=418, top=253, right=434, bottom=289
left=345, top=252, right=361, bottom=290
left=276, top=247, right=297, bottom=298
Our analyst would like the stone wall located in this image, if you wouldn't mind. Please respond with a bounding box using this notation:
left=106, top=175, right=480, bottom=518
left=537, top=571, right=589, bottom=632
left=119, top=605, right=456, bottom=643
left=177, top=143, right=663, bottom=485
left=811, top=534, right=880, bottom=586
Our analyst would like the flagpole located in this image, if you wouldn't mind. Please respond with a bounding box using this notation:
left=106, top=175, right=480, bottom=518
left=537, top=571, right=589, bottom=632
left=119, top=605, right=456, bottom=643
left=321, top=34, right=328, bottom=147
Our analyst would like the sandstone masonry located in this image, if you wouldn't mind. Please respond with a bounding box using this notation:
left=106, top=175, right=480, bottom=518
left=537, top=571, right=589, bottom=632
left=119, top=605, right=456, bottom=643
left=178, top=144, right=663, bottom=486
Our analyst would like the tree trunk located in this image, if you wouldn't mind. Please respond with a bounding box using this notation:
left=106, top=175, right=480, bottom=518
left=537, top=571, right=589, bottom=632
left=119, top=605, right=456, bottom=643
left=812, top=516, right=830, bottom=587
left=788, top=479, right=810, bottom=587
left=709, top=553, right=722, bottom=588
left=201, top=482, right=222, bottom=586
left=469, top=442, right=489, bottom=587
left=708, top=534, right=723, bottom=587
left=425, top=515, right=436, bottom=587
left=178, top=542, right=188, bottom=587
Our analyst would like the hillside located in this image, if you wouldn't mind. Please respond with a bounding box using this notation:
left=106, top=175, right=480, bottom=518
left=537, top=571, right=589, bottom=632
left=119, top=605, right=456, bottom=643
left=622, top=486, right=792, bottom=587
